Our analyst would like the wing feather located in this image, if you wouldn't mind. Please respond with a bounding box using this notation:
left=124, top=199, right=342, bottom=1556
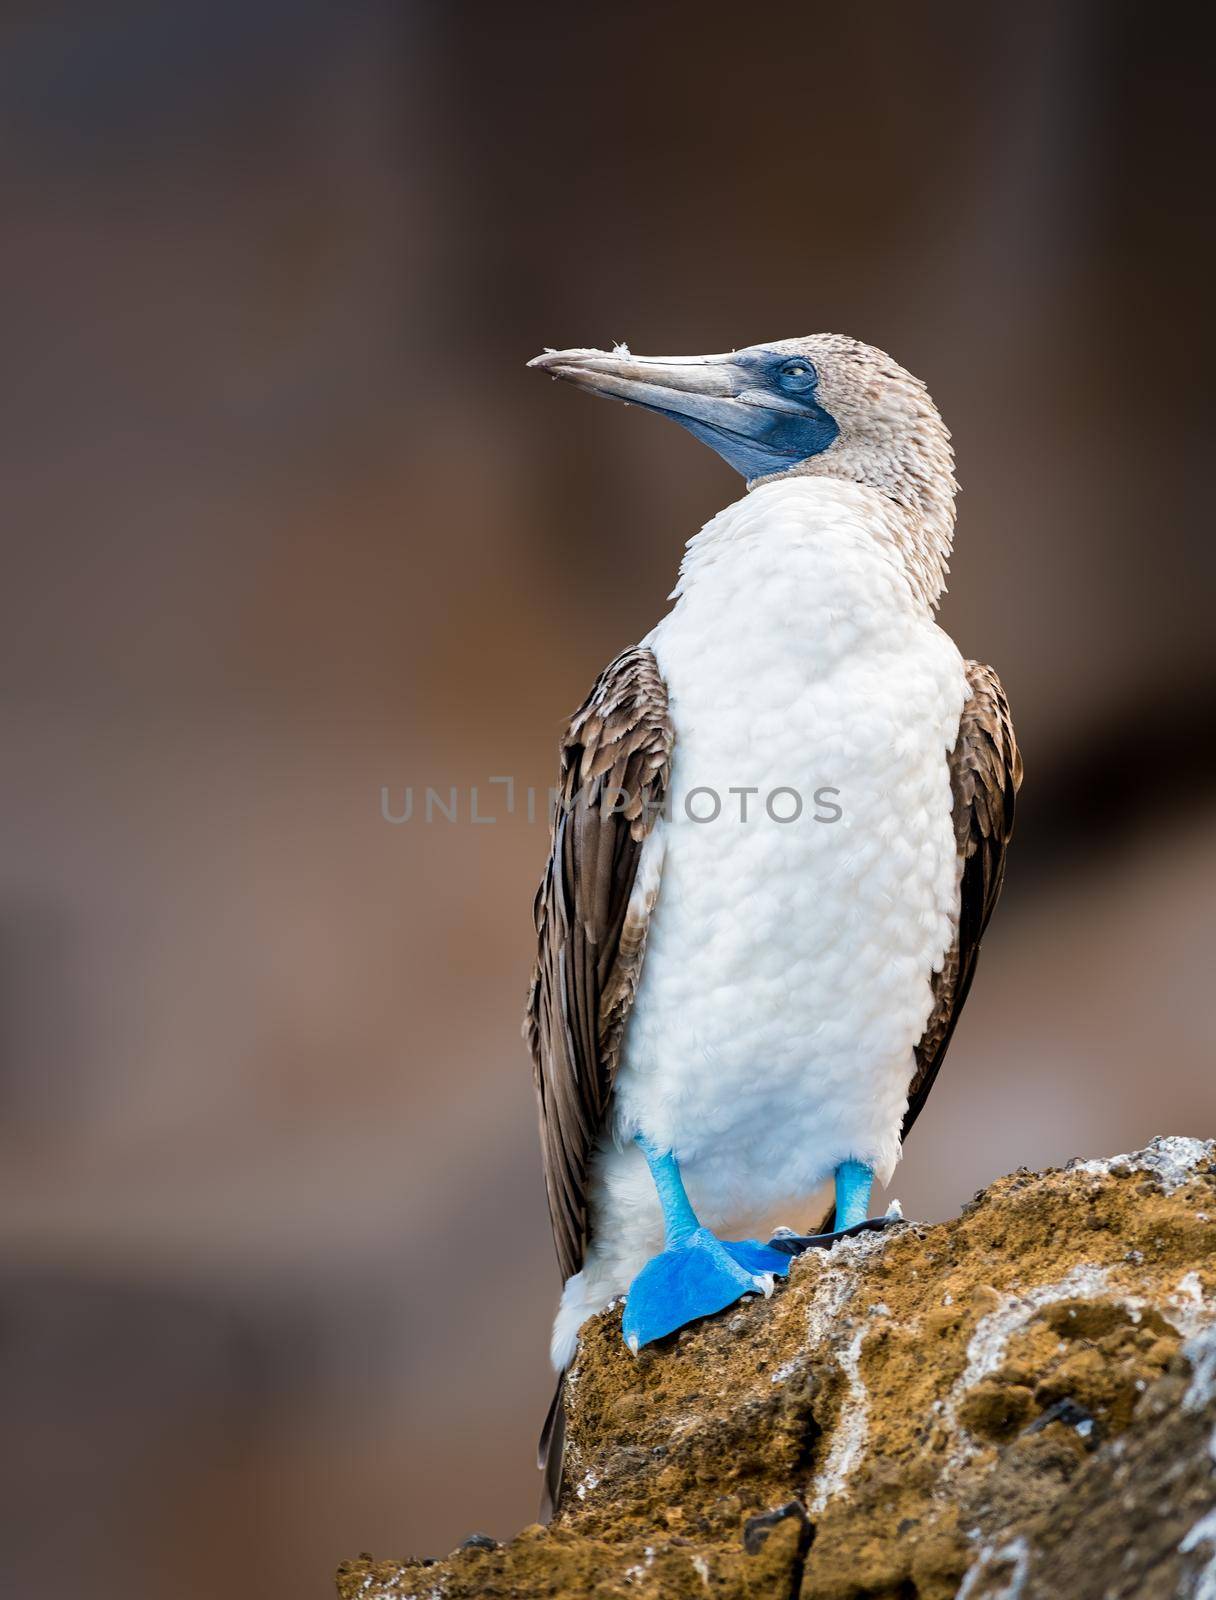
left=902, top=660, right=1022, bottom=1140
left=524, top=646, right=673, bottom=1284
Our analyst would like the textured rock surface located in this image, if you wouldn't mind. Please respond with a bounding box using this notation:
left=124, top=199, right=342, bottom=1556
left=338, top=1138, right=1216, bottom=1599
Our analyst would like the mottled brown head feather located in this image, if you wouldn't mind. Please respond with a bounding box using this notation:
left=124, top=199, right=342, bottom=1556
left=750, top=334, right=957, bottom=608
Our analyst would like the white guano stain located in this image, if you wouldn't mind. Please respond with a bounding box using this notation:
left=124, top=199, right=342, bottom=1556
left=948, top=1265, right=1113, bottom=1441
left=810, top=1317, right=872, bottom=1514
left=946, top=1264, right=1214, bottom=1466
left=1180, top=1507, right=1216, bottom=1600
left=1071, top=1135, right=1215, bottom=1196
left=1179, top=1271, right=1207, bottom=1309
left=1182, top=1326, right=1216, bottom=1466
left=802, top=1230, right=896, bottom=1513
left=954, top=1535, right=1030, bottom=1600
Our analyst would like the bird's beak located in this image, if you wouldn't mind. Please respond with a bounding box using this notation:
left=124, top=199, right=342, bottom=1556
left=528, top=346, right=758, bottom=431
left=527, top=345, right=835, bottom=481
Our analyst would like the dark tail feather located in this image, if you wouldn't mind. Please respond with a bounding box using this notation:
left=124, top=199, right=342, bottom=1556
left=817, top=1203, right=837, bottom=1234
left=538, top=1373, right=566, bottom=1523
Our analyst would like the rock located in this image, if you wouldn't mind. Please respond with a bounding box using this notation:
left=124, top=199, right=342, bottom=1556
left=337, top=1137, right=1216, bottom=1599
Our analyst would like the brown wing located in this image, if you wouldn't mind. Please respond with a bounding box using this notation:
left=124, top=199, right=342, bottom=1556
left=524, top=646, right=673, bottom=1284
left=902, top=660, right=1022, bottom=1141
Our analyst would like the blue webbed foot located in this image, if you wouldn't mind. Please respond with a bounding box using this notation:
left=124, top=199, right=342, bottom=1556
left=765, top=1159, right=908, bottom=1256
left=621, top=1228, right=790, bottom=1353
left=766, top=1211, right=905, bottom=1257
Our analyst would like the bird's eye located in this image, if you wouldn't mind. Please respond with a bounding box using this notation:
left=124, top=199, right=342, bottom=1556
left=777, top=359, right=817, bottom=391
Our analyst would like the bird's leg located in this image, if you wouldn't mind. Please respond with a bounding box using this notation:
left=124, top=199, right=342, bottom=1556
left=767, top=1158, right=906, bottom=1257
left=835, top=1158, right=874, bottom=1229
left=621, top=1137, right=792, bottom=1354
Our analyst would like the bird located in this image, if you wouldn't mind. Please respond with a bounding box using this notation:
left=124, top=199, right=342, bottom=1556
left=523, top=334, right=1021, bottom=1510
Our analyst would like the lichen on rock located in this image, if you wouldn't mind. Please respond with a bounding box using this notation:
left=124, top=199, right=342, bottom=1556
left=338, top=1137, right=1216, bottom=1599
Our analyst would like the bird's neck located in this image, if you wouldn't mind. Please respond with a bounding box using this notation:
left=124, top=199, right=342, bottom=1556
left=749, top=448, right=956, bottom=612
left=671, top=478, right=947, bottom=624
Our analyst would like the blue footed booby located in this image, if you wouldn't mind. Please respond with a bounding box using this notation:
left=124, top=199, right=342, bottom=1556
left=524, top=335, right=1021, bottom=1505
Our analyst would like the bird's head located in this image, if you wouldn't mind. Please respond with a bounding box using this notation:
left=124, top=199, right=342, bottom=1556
left=529, top=334, right=957, bottom=601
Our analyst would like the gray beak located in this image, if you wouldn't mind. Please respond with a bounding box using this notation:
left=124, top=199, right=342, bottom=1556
left=528, top=346, right=753, bottom=426
left=527, top=345, right=838, bottom=481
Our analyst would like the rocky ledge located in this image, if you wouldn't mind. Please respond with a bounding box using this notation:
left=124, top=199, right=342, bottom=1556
left=338, top=1137, right=1216, bottom=1599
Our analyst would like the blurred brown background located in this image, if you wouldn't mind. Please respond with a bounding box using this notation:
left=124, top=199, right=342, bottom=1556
left=2, top=2, right=1214, bottom=1595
